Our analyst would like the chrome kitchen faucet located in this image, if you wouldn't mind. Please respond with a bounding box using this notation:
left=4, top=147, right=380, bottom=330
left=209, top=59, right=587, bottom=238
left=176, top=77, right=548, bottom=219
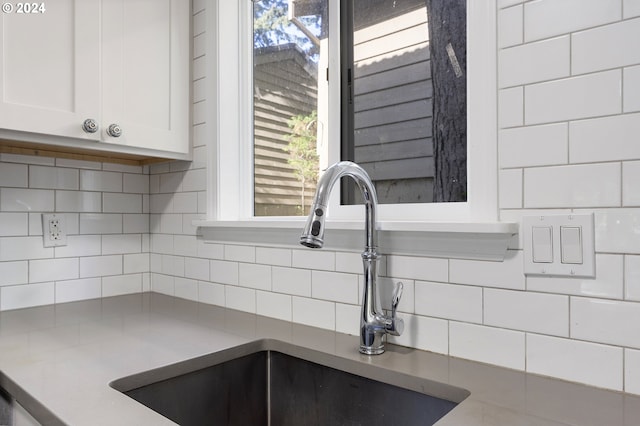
left=300, top=161, right=404, bottom=355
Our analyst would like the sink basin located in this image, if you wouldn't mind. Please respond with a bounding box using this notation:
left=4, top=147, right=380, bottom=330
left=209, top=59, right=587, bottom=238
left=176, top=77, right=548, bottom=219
left=111, top=339, right=468, bottom=426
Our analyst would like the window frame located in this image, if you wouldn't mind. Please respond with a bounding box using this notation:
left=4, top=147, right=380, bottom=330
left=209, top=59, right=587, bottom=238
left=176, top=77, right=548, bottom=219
left=205, top=0, right=499, bottom=225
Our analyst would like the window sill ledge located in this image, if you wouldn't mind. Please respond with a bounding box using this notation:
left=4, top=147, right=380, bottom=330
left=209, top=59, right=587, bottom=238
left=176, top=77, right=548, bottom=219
left=194, top=219, right=519, bottom=261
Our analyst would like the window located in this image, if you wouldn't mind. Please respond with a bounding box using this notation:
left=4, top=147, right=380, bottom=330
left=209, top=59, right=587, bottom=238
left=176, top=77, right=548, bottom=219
left=341, top=0, right=467, bottom=206
left=252, top=0, right=328, bottom=217
left=207, top=0, right=497, bottom=224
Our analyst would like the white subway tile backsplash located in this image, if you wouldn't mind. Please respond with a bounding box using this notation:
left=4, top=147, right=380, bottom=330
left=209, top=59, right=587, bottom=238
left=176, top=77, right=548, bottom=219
left=626, top=0, right=640, bottom=17
left=29, top=166, right=78, bottom=190
left=311, top=271, right=358, bottom=304
left=570, top=113, right=640, bottom=163
left=256, top=247, right=291, bottom=267
left=103, top=193, right=142, bottom=213
left=257, top=290, right=291, bottom=321
left=528, top=254, right=624, bottom=299
left=123, top=253, right=149, bottom=274
left=154, top=275, right=176, bottom=295
left=484, top=289, right=569, bottom=336
left=449, top=322, right=525, bottom=370
left=123, top=214, right=149, bottom=233
left=450, top=251, right=525, bottom=290
left=239, top=263, right=271, bottom=290
left=335, top=303, right=360, bottom=336
left=151, top=234, right=173, bottom=255
left=1, top=153, right=54, bottom=166
left=80, top=170, right=122, bottom=192
left=0, top=261, right=28, bottom=286
left=80, top=213, right=122, bottom=234
left=161, top=214, right=183, bottom=234
left=623, top=161, right=640, bottom=206
left=210, top=259, right=239, bottom=285
left=159, top=172, right=183, bottom=193
left=335, top=251, right=365, bottom=274
left=292, top=249, right=334, bottom=271
left=55, top=278, right=102, bottom=303
left=0, top=163, right=27, bottom=187
left=387, top=255, right=448, bottom=282
left=499, top=123, right=568, bottom=168
left=524, top=163, right=621, bottom=208
left=377, top=277, right=414, bottom=313
left=173, top=235, right=197, bottom=257
left=54, top=235, right=101, bottom=258
left=571, top=297, right=640, bottom=348
left=591, top=208, right=640, bottom=254
left=80, top=255, right=123, bottom=278
left=524, top=0, right=621, bottom=42
left=198, top=281, right=225, bottom=306
left=626, top=349, right=640, bottom=394
left=0, top=236, right=52, bottom=261
left=388, top=314, right=449, bottom=355
left=0, top=282, right=54, bottom=310
left=56, top=191, right=101, bottom=212
left=102, top=234, right=141, bottom=255
left=150, top=194, right=174, bottom=214
left=197, top=241, right=224, bottom=259
left=225, top=285, right=256, bottom=313
left=525, top=70, right=622, bottom=125
left=292, top=296, right=335, bottom=331
left=499, top=169, right=522, bottom=209
left=415, top=281, right=483, bottom=323
left=103, top=274, right=143, bottom=297
left=184, top=257, right=209, bottom=281
left=102, top=163, right=143, bottom=174
left=225, top=245, right=256, bottom=263
left=0, top=213, right=28, bottom=236
left=172, top=192, right=198, bottom=213
left=499, top=36, right=570, bottom=87
left=30, top=258, right=78, bottom=283
left=123, top=173, right=149, bottom=194
left=527, top=334, right=623, bottom=391
left=272, top=267, right=311, bottom=297
left=498, top=5, right=523, bottom=48
left=572, top=18, right=640, bottom=75
left=55, top=158, right=101, bottom=170
left=175, top=277, right=198, bottom=301
left=161, top=254, right=185, bottom=277
left=626, top=255, right=640, bottom=301
left=498, top=87, right=524, bottom=128
left=625, top=66, right=640, bottom=112
left=1, top=188, right=54, bottom=212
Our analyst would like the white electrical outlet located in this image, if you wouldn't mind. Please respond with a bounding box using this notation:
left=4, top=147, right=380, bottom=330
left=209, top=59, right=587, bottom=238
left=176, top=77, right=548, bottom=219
left=42, top=213, right=67, bottom=247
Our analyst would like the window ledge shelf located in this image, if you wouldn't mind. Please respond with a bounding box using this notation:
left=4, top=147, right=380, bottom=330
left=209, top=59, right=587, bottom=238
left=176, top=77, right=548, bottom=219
left=194, top=220, right=519, bottom=261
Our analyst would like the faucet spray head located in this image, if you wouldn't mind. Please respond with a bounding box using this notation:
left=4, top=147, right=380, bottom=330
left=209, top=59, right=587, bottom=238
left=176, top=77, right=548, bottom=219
left=299, top=204, right=326, bottom=249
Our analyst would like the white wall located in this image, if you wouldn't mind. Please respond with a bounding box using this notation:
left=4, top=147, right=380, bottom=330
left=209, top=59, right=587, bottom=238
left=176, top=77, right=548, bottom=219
left=1, top=0, right=640, bottom=396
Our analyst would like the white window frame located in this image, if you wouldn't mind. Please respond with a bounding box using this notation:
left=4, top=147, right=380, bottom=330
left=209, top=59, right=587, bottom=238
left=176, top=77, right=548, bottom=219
left=199, top=0, right=516, bottom=260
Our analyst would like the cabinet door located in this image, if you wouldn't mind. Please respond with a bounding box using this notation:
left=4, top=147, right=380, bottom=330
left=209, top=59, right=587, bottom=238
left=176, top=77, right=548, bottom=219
left=0, top=0, right=100, bottom=140
left=101, top=0, right=190, bottom=154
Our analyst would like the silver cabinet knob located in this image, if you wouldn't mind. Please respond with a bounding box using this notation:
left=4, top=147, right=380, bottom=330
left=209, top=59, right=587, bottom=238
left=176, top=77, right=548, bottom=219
left=82, top=119, right=98, bottom=133
left=107, top=123, right=122, bottom=138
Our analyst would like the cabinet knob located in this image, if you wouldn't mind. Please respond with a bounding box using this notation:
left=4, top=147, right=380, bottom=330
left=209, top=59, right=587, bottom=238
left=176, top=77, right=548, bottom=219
left=82, top=119, right=98, bottom=134
left=107, top=123, right=123, bottom=138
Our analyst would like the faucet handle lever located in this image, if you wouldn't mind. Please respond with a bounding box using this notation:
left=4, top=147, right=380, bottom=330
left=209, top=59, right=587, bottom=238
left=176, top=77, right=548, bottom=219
left=384, top=282, right=404, bottom=337
left=391, top=281, right=403, bottom=316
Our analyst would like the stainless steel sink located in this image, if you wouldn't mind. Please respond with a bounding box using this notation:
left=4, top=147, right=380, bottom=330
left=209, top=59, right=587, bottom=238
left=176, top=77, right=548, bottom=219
left=111, top=339, right=468, bottom=426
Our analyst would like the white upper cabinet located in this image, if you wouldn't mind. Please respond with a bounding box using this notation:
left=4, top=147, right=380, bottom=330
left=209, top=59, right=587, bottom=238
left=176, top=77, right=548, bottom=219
left=0, top=0, right=190, bottom=160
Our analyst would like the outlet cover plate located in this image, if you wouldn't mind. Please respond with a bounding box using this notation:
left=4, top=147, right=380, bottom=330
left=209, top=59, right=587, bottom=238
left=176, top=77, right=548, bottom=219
left=42, top=213, right=67, bottom=247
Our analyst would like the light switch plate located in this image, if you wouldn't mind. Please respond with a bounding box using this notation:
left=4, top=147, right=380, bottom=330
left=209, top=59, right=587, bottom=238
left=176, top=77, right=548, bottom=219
left=523, top=214, right=595, bottom=277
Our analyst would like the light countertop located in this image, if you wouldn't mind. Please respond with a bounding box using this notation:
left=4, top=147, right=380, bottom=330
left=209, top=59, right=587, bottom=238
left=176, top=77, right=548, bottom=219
left=0, top=293, right=639, bottom=425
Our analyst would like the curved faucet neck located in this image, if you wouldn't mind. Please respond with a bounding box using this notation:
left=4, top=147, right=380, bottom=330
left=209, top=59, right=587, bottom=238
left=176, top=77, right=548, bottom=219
left=314, top=161, right=378, bottom=250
